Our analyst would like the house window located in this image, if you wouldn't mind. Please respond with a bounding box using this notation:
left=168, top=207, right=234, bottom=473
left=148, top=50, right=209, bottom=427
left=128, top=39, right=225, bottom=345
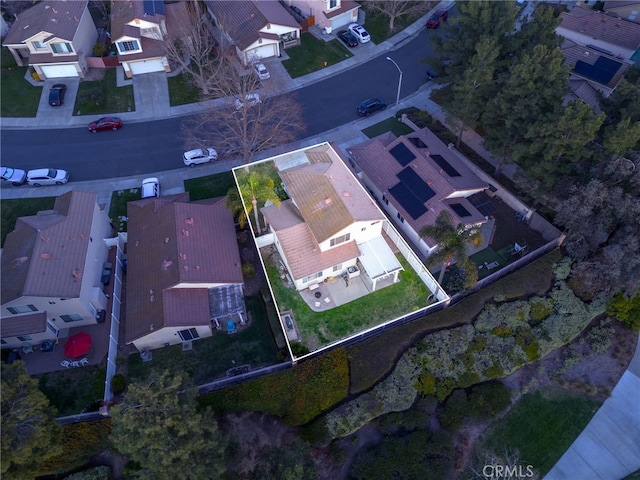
left=60, top=314, right=83, bottom=323
left=17, top=335, right=32, bottom=342
left=51, top=42, right=73, bottom=54
left=32, top=41, right=47, bottom=50
left=330, top=233, right=351, bottom=247
left=329, top=0, right=338, bottom=9
left=382, top=194, right=389, bottom=205
left=178, top=328, right=199, bottom=341
left=332, top=263, right=342, bottom=272
left=397, top=212, right=405, bottom=223
left=7, top=305, right=38, bottom=314
left=302, top=272, right=323, bottom=283
left=118, top=40, right=140, bottom=52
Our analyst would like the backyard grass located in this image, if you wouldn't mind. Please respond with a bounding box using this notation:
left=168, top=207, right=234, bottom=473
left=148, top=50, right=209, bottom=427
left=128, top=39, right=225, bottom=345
left=167, top=72, right=203, bottom=106
left=184, top=171, right=236, bottom=201
left=73, top=68, right=134, bottom=116
left=265, top=254, right=430, bottom=350
left=127, top=296, right=280, bottom=385
left=109, top=188, right=141, bottom=233
left=478, top=387, right=600, bottom=475
left=282, top=33, right=353, bottom=78
left=37, top=366, right=106, bottom=416
left=1, top=197, right=56, bottom=247
left=362, top=117, right=414, bottom=138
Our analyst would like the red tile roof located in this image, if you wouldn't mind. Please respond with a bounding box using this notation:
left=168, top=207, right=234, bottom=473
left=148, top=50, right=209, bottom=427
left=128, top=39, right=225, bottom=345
left=559, top=7, right=640, bottom=50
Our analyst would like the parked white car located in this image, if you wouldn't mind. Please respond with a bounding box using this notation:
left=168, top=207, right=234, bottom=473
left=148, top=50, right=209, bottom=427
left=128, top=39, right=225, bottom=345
left=253, top=63, right=270, bottom=80
left=1, top=166, right=27, bottom=186
left=348, top=24, right=371, bottom=43
left=183, top=148, right=218, bottom=167
left=235, top=93, right=261, bottom=109
left=141, top=177, right=160, bottom=198
left=26, top=168, right=69, bottom=186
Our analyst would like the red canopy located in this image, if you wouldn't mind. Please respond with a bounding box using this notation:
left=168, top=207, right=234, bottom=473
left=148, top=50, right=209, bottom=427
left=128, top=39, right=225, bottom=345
left=64, top=332, right=92, bottom=359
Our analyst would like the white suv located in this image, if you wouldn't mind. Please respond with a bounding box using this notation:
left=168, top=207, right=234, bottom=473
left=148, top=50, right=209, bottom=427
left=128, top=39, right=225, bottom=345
left=235, top=93, right=261, bottom=109
left=183, top=148, right=218, bottom=167
left=26, top=168, right=69, bottom=186
left=348, top=24, right=370, bottom=43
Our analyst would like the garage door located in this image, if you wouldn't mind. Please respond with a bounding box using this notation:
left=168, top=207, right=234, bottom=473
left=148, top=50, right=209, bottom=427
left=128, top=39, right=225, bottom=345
left=247, top=44, right=277, bottom=63
left=40, top=64, right=78, bottom=78
left=129, top=59, right=165, bottom=75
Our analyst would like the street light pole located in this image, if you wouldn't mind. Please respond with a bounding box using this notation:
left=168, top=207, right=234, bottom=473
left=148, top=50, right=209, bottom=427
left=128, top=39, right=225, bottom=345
left=386, top=56, right=403, bottom=115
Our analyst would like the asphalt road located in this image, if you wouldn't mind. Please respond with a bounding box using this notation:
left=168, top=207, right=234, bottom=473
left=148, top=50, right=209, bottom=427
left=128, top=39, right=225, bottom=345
left=1, top=29, right=435, bottom=182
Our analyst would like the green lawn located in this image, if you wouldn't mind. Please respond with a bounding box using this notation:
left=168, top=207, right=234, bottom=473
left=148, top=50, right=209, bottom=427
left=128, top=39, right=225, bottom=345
left=73, top=68, right=134, bottom=116
left=282, top=33, right=353, bottom=78
left=1, top=197, right=56, bottom=247
left=478, top=388, right=600, bottom=475
left=109, top=188, right=142, bottom=233
left=265, top=254, right=430, bottom=349
left=0, top=66, right=41, bottom=117
left=127, top=296, right=280, bottom=385
left=167, top=72, right=202, bottom=106
left=362, top=117, right=415, bottom=138
left=184, top=171, right=235, bottom=201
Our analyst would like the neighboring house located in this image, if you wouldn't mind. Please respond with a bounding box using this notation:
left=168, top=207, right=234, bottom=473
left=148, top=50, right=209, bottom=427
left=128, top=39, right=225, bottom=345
left=126, top=194, right=246, bottom=352
left=284, top=0, right=359, bottom=33
left=1, top=191, right=112, bottom=350
left=561, top=38, right=632, bottom=99
left=110, top=0, right=189, bottom=78
left=556, top=6, right=640, bottom=62
left=260, top=143, right=403, bottom=292
left=205, top=0, right=301, bottom=65
left=603, top=1, right=640, bottom=24
left=347, top=128, right=491, bottom=257
left=2, top=0, right=97, bottom=79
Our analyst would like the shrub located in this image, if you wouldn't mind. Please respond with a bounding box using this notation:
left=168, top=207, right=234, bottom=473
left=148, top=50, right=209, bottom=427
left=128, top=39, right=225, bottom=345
left=529, top=299, right=553, bottom=324
left=485, top=364, right=504, bottom=379
left=491, top=325, right=512, bottom=337
left=416, top=370, right=436, bottom=396
left=606, top=292, right=640, bottom=332
left=439, top=389, right=468, bottom=431
left=111, top=373, right=126, bottom=394
left=467, top=381, right=511, bottom=419
left=290, top=341, right=310, bottom=357
left=242, top=261, right=256, bottom=277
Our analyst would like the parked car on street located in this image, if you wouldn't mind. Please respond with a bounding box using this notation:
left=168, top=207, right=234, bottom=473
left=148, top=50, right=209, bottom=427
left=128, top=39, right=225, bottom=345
left=48, top=84, right=67, bottom=106
left=88, top=117, right=123, bottom=133
left=183, top=148, right=218, bottom=167
left=26, top=168, right=69, bottom=186
left=253, top=63, right=270, bottom=80
left=235, top=93, right=261, bottom=109
left=1, top=166, right=27, bottom=186
left=348, top=24, right=371, bottom=43
left=426, top=9, right=448, bottom=28
left=141, top=177, right=160, bottom=198
left=357, top=98, right=386, bottom=116
left=338, top=30, right=358, bottom=48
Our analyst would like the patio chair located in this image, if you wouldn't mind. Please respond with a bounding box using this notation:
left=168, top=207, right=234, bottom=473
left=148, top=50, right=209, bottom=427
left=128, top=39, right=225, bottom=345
left=80, top=358, right=89, bottom=366
left=70, top=361, right=80, bottom=368
left=60, top=360, right=71, bottom=368
left=314, top=301, right=321, bottom=308
left=324, top=297, right=331, bottom=304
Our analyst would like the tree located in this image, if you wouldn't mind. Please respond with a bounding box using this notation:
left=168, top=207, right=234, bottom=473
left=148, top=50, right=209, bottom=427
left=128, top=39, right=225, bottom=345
left=109, top=371, right=227, bottom=480
left=419, top=210, right=482, bottom=288
left=602, top=117, right=640, bottom=158
left=468, top=449, right=539, bottom=480
left=1, top=361, right=62, bottom=479
left=606, top=293, right=640, bottom=332
left=363, top=0, right=433, bottom=34
left=227, top=169, right=282, bottom=234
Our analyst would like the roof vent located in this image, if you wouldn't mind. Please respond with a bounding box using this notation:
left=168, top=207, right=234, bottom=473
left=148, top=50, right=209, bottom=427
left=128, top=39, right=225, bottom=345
left=182, top=229, right=190, bottom=237
left=179, top=253, right=186, bottom=259
left=72, top=270, right=81, bottom=279
left=164, top=237, right=170, bottom=243
left=40, top=253, right=51, bottom=260
left=343, top=191, right=351, bottom=197
left=324, top=198, right=332, bottom=205
left=185, top=217, right=194, bottom=225
left=162, top=260, right=173, bottom=270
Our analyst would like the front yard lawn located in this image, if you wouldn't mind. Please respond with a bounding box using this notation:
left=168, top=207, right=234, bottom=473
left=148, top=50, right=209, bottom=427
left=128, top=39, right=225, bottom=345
left=0, top=67, right=41, bottom=117
left=168, top=72, right=202, bottom=106
left=362, top=117, right=414, bottom=138
left=282, top=33, right=353, bottom=78
left=184, top=171, right=235, bottom=201
left=1, top=197, right=56, bottom=247
left=363, top=4, right=433, bottom=44
left=109, top=188, right=142, bottom=233
left=73, top=68, right=134, bottom=116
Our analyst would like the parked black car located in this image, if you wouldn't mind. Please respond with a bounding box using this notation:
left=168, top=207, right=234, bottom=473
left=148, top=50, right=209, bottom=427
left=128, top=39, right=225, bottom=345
left=48, top=84, right=67, bottom=106
left=338, top=30, right=358, bottom=48
left=357, top=98, right=386, bottom=116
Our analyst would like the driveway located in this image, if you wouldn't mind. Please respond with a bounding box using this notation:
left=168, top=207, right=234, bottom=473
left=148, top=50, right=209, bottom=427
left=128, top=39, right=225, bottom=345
left=37, top=78, right=79, bottom=124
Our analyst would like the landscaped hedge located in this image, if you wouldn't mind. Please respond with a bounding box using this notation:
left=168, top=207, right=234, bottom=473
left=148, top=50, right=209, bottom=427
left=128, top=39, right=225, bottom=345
left=197, top=347, right=349, bottom=426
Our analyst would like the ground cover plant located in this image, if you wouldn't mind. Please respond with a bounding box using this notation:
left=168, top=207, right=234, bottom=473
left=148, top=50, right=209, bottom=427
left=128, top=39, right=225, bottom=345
left=1, top=197, right=56, bottom=246
left=37, top=366, right=106, bottom=416
left=282, top=33, right=353, bottom=78
left=184, top=171, right=235, bottom=201
left=362, top=117, right=414, bottom=138
left=73, top=69, right=134, bottom=116
left=0, top=49, right=41, bottom=117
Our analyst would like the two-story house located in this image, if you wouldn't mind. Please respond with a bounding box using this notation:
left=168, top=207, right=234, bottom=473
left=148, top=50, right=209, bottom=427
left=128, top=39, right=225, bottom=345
left=1, top=191, right=112, bottom=350
left=284, top=0, right=360, bottom=33
left=259, top=143, right=403, bottom=292
left=2, top=0, right=98, bottom=79
left=347, top=128, right=491, bottom=258
left=205, top=0, right=301, bottom=65
left=126, top=194, right=246, bottom=352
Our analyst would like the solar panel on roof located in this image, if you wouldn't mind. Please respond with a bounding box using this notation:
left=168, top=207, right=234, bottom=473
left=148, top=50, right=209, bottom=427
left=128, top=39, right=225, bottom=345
left=390, top=143, right=416, bottom=167
left=396, top=167, right=436, bottom=203
left=450, top=203, right=472, bottom=218
left=468, top=191, right=497, bottom=217
left=143, top=0, right=165, bottom=15
left=408, top=137, right=428, bottom=149
left=389, top=183, right=428, bottom=220
left=430, top=154, right=461, bottom=177
left=573, top=57, right=622, bottom=86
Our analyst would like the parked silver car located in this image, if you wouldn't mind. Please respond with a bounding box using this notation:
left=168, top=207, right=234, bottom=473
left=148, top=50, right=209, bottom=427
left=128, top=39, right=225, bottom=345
left=183, top=148, right=218, bottom=167
left=26, top=168, right=69, bottom=186
left=1, top=166, right=27, bottom=186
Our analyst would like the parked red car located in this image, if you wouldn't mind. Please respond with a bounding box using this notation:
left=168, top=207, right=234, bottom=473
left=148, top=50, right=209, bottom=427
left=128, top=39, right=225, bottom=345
left=88, top=117, right=123, bottom=133
left=426, top=9, right=448, bottom=29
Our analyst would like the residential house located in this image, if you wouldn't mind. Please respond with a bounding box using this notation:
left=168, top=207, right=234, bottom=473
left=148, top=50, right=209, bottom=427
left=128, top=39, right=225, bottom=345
left=205, top=0, right=301, bottom=65
left=347, top=128, right=492, bottom=257
left=259, top=143, right=403, bottom=292
left=556, top=6, right=640, bottom=61
left=284, top=0, right=360, bottom=33
left=603, top=1, right=640, bottom=24
left=2, top=0, right=97, bottom=79
left=1, top=191, right=112, bottom=350
left=126, top=194, right=245, bottom=352
left=110, top=0, right=189, bottom=78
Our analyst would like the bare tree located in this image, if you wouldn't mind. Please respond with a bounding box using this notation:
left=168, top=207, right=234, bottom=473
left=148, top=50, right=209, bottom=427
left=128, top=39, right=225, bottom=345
left=468, top=449, right=539, bottom=480
left=363, top=0, right=434, bottom=33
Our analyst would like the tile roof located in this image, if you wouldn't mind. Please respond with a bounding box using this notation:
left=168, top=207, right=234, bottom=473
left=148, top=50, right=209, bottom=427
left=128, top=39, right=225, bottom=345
left=110, top=0, right=165, bottom=41
left=348, top=128, right=488, bottom=246
left=559, top=7, right=640, bottom=51
left=126, top=194, right=243, bottom=343
left=3, top=0, right=88, bottom=44
left=1, top=191, right=98, bottom=304
left=324, top=0, right=359, bottom=19
left=561, top=38, right=631, bottom=90
left=1, top=312, right=47, bottom=338
left=204, top=0, right=298, bottom=51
